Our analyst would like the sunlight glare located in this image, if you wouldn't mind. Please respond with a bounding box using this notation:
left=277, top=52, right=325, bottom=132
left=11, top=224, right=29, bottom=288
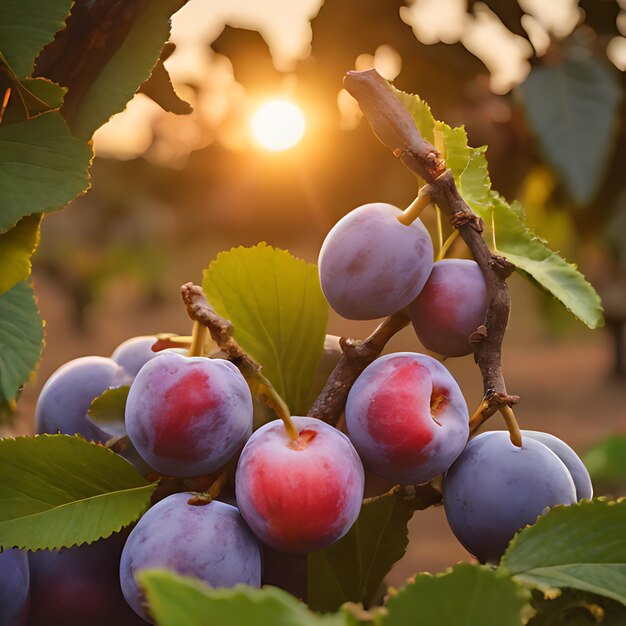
left=251, top=100, right=306, bottom=151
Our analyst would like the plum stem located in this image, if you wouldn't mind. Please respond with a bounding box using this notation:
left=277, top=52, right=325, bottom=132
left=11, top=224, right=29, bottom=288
left=397, top=190, right=432, bottom=225
left=187, top=471, right=228, bottom=506
left=188, top=321, right=207, bottom=357
left=468, top=400, right=489, bottom=433
left=437, top=230, right=459, bottom=261
left=500, top=405, right=522, bottom=447
left=435, top=206, right=444, bottom=255
left=257, top=381, right=299, bottom=441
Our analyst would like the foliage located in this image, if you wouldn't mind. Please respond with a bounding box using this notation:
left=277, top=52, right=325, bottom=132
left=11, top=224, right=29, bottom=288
left=203, top=243, right=328, bottom=415
left=0, top=435, right=156, bottom=551
left=88, top=386, right=130, bottom=438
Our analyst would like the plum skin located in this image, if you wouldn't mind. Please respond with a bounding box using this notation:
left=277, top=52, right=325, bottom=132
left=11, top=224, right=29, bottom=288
left=125, top=351, right=253, bottom=477
left=236, top=416, right=365, bottom=553
left=409, top=259, right=488, bottom=357
left=35, top=356, right=126, bottom=441
left=119, top=493, right=261, bottom=621
left=28, top=534, right=146, bottom=626
left=111, top=336, right=159, bottom=380
left=345, top=352, right=469, bottom=485
left=443, top=431, right=580, bottom=563
left=0, top=549, right=29, bottom=626
left=318, top=203, right=434, bottom=320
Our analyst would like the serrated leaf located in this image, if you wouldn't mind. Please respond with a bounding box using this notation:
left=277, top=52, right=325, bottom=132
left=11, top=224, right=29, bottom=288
left=0, top=434, right=156, bottom=551
left=500, top=499, right=626, bottom=605
left=71, top=0, right=186, bottom=138
left=0, top=281, right=43, bottom=413
left=0, top=0, right=73, bottom=78
left=139, top=571, right=345, bottom=626
left=488, top=192, right=604, bottom=329
left=520, top=58, right=621, bottom=206
left=0, top=213, right=41, bottom=295
left=202, top=243, right=327, bottom=415
left=391, top=86, right=435, bottom=144
left=382, top=563, right=529, bottom=626
left=0, top=111, right=92, bottom=234
left=307, top=487, right=415, bottom=613
left=395, top=89, right=604, bottom=330
left=87, top=386, right=129, bottom=438
left=583, top=436, right=626, bottom=486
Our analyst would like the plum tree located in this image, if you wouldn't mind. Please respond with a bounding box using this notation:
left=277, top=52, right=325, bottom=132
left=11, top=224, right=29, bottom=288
left=0, top=549, right=29, bottom=626
left=111, top=336, right=160, bottom=380
left=345, top=352, right=469, bottom=484
left=235, top=416, right=365, bottom=552
left=119, top=493, right=261, bottom=621
left=318, top=203, right=433, bottom=319
left=28, top=534, right=146, bottom=626
left=409, top=259, right=488, bottom=357
left=443, top=431, right=582, bottom=563
left=35, top=356, right=127, bottom=441
left=125, top=351, right=253, bottom=477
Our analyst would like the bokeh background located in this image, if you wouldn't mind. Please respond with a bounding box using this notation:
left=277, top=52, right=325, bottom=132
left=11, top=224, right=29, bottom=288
left=8, top=0, right=626, bottom=583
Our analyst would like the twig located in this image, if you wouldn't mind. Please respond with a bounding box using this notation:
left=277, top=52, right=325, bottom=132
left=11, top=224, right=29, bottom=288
left=343, top=69, right=519, bottom=429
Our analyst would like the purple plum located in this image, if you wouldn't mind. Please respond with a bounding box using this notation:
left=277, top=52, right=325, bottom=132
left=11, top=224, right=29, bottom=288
left=409, top=259, right=489, bottom=357
left=119, top=493, right=261, bottom=621
left=111, top=336, right=160, bottom=380
left=318, top=203, right=433, bottom=319
left=345, top=352, right=469, bottom=484
left=0, top=549, right=29, bottom=625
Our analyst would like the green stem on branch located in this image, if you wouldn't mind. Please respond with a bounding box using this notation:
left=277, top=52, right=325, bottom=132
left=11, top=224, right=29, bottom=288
left=500, top=405, right=522, bottom=447
left=397, top=191, right=432, bottom=225
left=188, top=321, right=207, bottom=357
left=436, top=230, right=459, bottom=261
left=435, top=206, right=444, bottom=255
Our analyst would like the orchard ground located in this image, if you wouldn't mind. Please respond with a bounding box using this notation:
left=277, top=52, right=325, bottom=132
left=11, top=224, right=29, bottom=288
left=9, top=240, right=625, bottom=585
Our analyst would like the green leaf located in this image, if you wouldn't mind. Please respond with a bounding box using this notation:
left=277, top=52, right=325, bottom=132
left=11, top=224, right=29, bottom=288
left=528, top=589, right=626, bottom=626
left=88, top=386, right=129, bottom=438
left=583, top=436, right=626, bottom=486
left=307, top=487, right=416, bottom=613
left=488, top=192, right=604, bottom=329
left=0, top=0, right=73, bottom=78
left=0, top=434, right=156, bottom=551
left=391, top=86, right=435, bottom=144
left=0, top=110, right=92, bottom=234
left=71, top=0, right=186, bottom=138
left=139, top=571, right=345, bottom=626
left=501, top=499, right=626, bottom=605
left=0, top=213, right=42, bottom=295
left=0, top=280, right=44, bottom=412
left=520, top=57, right=621, bottom=206
left=382, top=563, right=529, bottom=626
left=202, top=243, right=327, bottom=415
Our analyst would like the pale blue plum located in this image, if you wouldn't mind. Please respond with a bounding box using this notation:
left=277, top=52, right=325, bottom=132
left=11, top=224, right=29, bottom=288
left=119, top=493, right=261, bottom=622
left=522, top=430, right=593, bottom=500
left=345, top=353, right=469, bottom=485
left=409, top=259, right=489, bottom=357
left=125, top=352, right=253, bottom=477
left=236, top=417, right=365, bottom=553
left=318, top=203, right=433, bottom=319
left=28, top=534, right=146, bottom=626
left=111, top=336, right=160, bottom=380
left=35, top=356, right=126, bottom=441
left=0, top=549, right=29, bottom=625
left=443, top=431, right=579, bottom=563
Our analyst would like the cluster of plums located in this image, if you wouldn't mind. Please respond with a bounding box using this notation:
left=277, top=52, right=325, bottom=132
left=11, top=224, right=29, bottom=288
left=0, top=201, right=592, bottom=624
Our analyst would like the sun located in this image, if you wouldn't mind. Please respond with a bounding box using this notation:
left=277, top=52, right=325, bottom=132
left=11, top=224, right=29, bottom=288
left=251, top=99, right=306, bottom=152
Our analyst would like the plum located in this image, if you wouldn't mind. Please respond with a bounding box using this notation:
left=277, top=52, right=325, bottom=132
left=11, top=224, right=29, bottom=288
left=345, top=352, right=469, bottom=485
left=111, top=336, right=159, bottom=380
left=125, top=351, right=253, bottom=477
left=443, top=431, right=580, bottom=563
left=409, top=259, right=488, bottom=357
left=522, top=430, right=593, bottom=500
left=35, top=356, right=126, bottom=441
left=235, top=416, right=365, bottom=553
left=119, top=493, right=261, bottom=621
left=28, top=534, right=146, bottom=626
left=0, top=549, right=29, bottom=625
left=318, top=203, right=433, bottom=319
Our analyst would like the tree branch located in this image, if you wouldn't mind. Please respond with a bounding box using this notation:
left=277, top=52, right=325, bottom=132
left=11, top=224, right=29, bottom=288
left=308, top=69, right=519, bottom=431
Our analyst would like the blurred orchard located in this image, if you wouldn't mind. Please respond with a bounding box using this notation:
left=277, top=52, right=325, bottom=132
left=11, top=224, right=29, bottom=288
left=8, top=0, right=626, bottom=581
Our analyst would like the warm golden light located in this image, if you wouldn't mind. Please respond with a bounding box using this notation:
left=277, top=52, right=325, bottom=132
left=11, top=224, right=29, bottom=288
left=251, top=100, right=306, bottom=151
